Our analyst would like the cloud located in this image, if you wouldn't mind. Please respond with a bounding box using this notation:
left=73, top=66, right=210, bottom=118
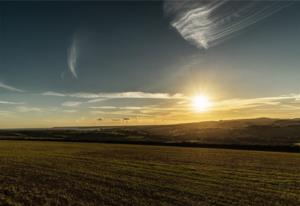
left=67, top=36, right=79, bottom=78
left=69, top=93, right=101, bottom=99
left=0, top=100, right=25, bottom=105
left=88, top=93, right=300, bottom=120
left=68, top=92, right=183, bottom=99
left=213, top=94, right=300, bottom=111
left=91, top=110, right=152, bottom=117
left=164, top=0, right=290, bottom=49
left=86, top=98, right=106, bottom=103
left=17, top=106, right=42, bottom=112
left=122, top=107, right=143, bottom=110
left=42, top=91, right=66, bottom=97
left=89, top=106, right=150, bottom=110
left=63, top=109, right=78, bottom=113
left=43, top=90, right=300, bottom=114
left=89, top=106, right=117, bottom=109
left=28, top=90, right=300, bottom=123
left=43, top=91, right=184, bottom=100
left=62, top=101, right=82, bottom=107
left=0, top=82, right=25, bottom=92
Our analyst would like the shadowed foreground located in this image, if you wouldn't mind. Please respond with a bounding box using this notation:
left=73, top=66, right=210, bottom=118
left=0, top=141, right=299, bottom=206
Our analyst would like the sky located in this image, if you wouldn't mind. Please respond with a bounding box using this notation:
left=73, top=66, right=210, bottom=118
left=0, top=1, right=300, bottom=128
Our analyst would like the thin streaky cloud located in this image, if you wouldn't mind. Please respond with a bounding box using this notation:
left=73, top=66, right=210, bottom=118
left=69, top=93, right=101, bottom=99
left=0, top=100, right=25, bottom=105
left=89, top=106, right=184, bottom=111
left=62, top=101, right=82, bottom=107
left=67, top=36, right=79, bottom=78
left=89, top=106, right=117, bottom=109
left=214, top=94, right=300, bottom=110
left=0, top=82, right=25, bottom=92
left=164, top=0, right=290, bottom=49
left=86, top=98, right=106, bottom=103
left=91, top=110, right=153, bottom=117
left=42, top=91, right=66, bottom=97
left=17, top=106, right=42, bottom=112
left=69, top=92, right=183, bottom=99
left=63, top=109, right=78, bottom=113
left=42, top=91, right=185, bottom=100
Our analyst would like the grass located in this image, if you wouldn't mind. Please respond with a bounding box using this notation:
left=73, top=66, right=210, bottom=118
left=0, top=140, right=299, bottom=206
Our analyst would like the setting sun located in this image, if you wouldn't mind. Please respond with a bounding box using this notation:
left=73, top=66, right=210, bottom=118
left=192, top=95, right=211, bottom=112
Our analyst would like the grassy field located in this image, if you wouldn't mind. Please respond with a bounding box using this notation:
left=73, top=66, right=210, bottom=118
left=0, top=141, right=299, bottom=206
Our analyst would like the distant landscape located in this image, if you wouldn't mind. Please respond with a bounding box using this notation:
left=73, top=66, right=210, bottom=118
left=1, top=118, right=300, bottom=152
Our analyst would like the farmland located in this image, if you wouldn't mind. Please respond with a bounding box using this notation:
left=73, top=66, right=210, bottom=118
left=0, top=140, right=299, bottom=206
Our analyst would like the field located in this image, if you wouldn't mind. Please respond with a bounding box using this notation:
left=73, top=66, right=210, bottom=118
left=0, top=141, right=299, bottom=206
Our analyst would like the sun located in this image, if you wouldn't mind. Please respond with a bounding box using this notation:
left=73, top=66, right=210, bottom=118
left=192, top=95, right=211, bottom=112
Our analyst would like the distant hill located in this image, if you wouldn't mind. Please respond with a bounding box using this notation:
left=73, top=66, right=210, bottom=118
left=138, top=118, right=300, bottom=145
left=1, top=118, right=300, bottom=147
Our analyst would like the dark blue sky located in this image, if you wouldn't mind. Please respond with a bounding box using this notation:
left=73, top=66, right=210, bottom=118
left=0, top=1, right=196, bottom=93
left=1, top=1, right=300, bottom=128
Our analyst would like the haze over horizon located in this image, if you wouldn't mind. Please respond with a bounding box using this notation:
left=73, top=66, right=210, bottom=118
left=1, top=1, right=300, bottom=128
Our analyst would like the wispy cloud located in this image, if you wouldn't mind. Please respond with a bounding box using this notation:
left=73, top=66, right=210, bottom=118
left=62, top=101, right=82, bottom=107
left=86, top=98, right=106, bottom=103
left=0, top=82, right=25, bottom=92
left=43, top=91, right=184, bottom=100
left=63, top=109, right=78, bottom=113
left=17, top=106, right=42, bottom=112
left=164, top=0, right=290, bottom=49
left=40, top=89, right=300, bottom=123
left=67, top=36, right=79, bottom=78
left=42, top=91, right=66, bottom=97
left=0, top=100, right=25, bottom=105
left=90, top=110, right=152, bottom=117
left=89, top=106, right=117, bottom=109
left=69, top=93, right=101, bottom=99
left=213, top=94, right=300, bottom=111
left=90, top=106, right=155, bottom=111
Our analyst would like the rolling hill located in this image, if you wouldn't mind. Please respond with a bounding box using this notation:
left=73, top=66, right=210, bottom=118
left=1, top=118, right=300, bottom=149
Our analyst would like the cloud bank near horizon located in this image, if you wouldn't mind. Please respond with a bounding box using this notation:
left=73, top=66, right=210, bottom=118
left=3, top=91, right=300, bottom=127
left=164, top=0, right=289, bottom=49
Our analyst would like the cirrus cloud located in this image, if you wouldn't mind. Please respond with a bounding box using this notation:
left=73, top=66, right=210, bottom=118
left=0, top=100, right=25, bottom=105
left=0, top=82, right=25, bottom=92
left=164, top=0, right=290, bottom=49
left=67, top=36, right=79, bottom=78
left=62, top=101, right=82, bottom=107
left=42, top=91, right=184, bottom=100
left=17, top=106, right=42, bottom=112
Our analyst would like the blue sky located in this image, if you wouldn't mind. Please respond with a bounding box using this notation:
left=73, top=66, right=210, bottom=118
left=1, top=1, right=300, bottom=128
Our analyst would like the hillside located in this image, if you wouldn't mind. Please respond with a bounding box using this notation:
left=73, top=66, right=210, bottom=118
left=1, top=118, right=300, bottom=147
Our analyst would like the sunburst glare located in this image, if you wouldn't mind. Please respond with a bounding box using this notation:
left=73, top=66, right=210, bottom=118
left=191, top=95, right=211, bottom=112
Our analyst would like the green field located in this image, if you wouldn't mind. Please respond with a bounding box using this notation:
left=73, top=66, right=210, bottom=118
left=0, top=141, right=299, bottom=206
